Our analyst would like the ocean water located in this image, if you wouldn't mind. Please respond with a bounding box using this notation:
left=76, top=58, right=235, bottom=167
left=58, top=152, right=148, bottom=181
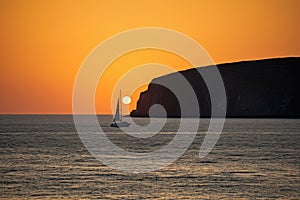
left=0, top=115, right=299, bottom=199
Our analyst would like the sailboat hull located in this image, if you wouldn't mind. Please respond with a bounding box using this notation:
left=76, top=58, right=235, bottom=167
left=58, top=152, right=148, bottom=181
left=110, top=121, right=131, bottom=127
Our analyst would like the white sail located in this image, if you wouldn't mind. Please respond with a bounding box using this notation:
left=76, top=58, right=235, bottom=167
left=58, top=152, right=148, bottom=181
left=111, top=91, right=130, bottom=127
left=113, top=98, right=120, bottom=121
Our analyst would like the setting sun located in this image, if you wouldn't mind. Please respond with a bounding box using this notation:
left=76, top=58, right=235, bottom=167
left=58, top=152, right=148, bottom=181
left=122, top=96, right=131, bottom=105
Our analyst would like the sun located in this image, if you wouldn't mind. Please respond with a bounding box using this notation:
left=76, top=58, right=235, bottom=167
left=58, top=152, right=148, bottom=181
left=122, top=96, right=132, bottom=105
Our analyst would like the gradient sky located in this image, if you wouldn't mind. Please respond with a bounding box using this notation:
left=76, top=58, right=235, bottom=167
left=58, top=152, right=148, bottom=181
left=0, top=0, right=299, bottom=114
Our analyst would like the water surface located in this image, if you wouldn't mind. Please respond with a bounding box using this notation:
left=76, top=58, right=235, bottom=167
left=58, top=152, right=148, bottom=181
left=0, top=115, right=299, bottom=199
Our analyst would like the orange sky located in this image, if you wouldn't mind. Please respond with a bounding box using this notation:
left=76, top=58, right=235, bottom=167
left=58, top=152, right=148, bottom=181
left=0, top=0, right=299, bottom=114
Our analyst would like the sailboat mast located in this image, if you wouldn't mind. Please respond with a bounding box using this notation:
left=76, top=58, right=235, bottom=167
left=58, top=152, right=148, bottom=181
left=120, top=90, right=122, bottom=121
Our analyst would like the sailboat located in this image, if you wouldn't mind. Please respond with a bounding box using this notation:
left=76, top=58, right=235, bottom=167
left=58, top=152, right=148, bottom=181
left=110, top=91, right=130, bottom=127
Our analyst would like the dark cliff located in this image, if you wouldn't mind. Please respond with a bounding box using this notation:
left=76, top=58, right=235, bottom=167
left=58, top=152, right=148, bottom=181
left=130, top=57, right=300, bottom=118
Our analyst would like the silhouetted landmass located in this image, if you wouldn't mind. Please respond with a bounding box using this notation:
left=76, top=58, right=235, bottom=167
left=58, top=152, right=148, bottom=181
left=130, top=57, right=300, bottom=118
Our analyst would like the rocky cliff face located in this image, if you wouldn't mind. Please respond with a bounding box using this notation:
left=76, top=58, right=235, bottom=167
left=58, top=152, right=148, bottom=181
left=130, top=57, right=300, bottom=118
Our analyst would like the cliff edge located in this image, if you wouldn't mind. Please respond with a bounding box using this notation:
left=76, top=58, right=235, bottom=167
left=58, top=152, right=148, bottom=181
left=130, top=57, right=300, bottom=118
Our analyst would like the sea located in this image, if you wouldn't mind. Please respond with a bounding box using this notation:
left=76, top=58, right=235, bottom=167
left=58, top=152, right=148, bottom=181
left=0, top=115, right=299, bottom=199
